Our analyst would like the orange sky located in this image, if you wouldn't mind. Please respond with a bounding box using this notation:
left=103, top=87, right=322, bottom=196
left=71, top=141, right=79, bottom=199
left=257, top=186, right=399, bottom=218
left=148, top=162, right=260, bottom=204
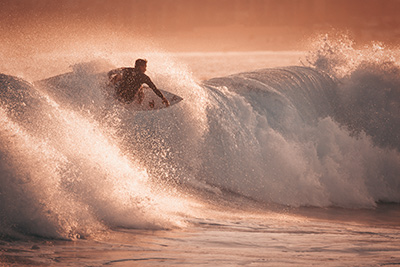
left=0, top=0, right=399, bottom=53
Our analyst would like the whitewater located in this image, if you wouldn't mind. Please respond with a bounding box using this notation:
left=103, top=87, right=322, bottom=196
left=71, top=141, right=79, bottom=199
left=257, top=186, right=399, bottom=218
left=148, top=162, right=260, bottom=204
left=1, top=38, right=400, bottom=266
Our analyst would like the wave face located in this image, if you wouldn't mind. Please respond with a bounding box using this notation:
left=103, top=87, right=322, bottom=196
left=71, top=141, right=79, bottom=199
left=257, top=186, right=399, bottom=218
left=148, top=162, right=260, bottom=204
left=1, top=43, right=400, bottom=239
left=201, top=65, right=400, bottom=208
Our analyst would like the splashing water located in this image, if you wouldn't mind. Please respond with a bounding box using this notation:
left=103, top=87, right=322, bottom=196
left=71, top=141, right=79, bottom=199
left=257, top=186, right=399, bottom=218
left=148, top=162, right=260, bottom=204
left=0, top=73, right=197, bottom=239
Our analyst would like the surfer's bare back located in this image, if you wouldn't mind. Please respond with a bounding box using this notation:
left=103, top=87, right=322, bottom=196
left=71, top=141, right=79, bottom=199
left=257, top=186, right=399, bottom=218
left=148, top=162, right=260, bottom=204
left=107, top=59, right=170, bottom=107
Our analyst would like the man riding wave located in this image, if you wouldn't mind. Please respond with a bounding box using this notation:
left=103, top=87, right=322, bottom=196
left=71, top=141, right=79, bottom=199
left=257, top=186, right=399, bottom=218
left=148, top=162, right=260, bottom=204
left=107, top=59, right=170, bottom=107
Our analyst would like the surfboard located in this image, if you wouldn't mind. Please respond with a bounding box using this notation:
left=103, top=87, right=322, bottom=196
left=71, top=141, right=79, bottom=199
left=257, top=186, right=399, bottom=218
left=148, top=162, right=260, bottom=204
left=35, top=71, right=183, bottom=111
left=119, top=86, right=183, bottom=111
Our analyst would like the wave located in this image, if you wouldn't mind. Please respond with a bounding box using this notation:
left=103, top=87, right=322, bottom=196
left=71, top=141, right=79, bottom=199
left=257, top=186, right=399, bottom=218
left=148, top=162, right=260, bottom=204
left=0, top=73, right=190, bottom=239
left=1, top=40, right=400, bottom=239
left=201, top=64, right=400, bottom=208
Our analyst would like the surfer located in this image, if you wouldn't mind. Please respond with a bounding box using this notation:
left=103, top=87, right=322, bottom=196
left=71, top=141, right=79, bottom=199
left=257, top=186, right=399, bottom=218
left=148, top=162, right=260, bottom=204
left=107, top=59, right=170, bottom=107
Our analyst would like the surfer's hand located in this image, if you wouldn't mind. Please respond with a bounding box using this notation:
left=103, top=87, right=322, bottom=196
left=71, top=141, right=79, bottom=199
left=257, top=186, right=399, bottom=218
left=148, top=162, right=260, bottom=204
left=162, top=97, right=170, bottom=107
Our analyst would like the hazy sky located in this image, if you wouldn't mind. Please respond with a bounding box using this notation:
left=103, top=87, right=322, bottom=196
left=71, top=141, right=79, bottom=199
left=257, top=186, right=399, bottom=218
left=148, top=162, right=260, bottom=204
left=1, top=0, right=399, bottom=53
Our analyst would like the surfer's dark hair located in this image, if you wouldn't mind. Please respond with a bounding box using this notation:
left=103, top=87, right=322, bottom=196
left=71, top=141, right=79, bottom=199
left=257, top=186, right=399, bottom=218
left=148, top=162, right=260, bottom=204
left=135, top=59, right=147, bottom=68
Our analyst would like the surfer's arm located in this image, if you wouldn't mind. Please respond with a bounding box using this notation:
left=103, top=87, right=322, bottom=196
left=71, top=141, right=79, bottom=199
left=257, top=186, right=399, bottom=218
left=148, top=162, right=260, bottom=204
left=143, top=74, right=170, bottom=107
left=144, top=77, right=162, bottom=98
left=107, top=68, right=122, bottom=78
left=107, top=68, right=123, bottom=85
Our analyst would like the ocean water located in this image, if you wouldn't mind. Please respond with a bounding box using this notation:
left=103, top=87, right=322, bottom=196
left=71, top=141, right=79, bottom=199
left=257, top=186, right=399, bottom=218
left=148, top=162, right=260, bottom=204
left=1, top=38, right=400, bottom=266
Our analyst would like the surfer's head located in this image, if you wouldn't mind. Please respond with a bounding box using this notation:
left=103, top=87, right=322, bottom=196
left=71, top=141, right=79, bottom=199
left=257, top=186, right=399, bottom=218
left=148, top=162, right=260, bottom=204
left=135, top=59, right=147, bottom=73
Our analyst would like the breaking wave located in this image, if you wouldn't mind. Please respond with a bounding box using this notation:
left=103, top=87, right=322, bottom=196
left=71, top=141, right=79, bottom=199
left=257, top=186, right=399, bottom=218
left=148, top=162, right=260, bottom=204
left=1, top=37, right=400, bottom=239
